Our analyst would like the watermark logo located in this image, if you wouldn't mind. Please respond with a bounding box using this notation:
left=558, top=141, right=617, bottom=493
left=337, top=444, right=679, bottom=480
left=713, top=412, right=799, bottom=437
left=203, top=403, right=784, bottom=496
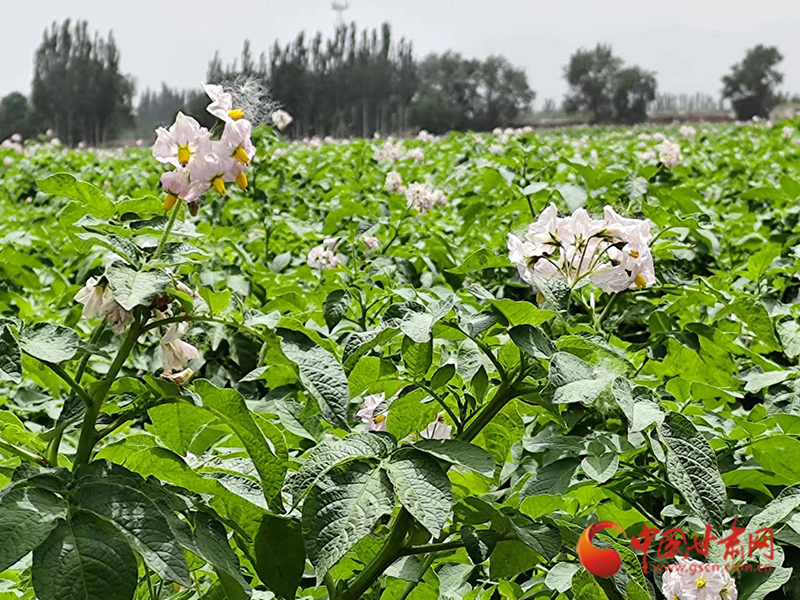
left=577, top=519, right=776, bottom=575
left=577, top=521, right=624, bottom=577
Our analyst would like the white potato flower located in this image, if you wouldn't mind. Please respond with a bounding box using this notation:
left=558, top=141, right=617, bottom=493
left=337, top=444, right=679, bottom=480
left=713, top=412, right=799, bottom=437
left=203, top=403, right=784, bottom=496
left=160, top=323, right=200, bottom=374
left=656, top=140, right=683, bottom=168
left=661, top=557, right=732, bottom=600
left=153, top=112, right=211, bottom=168
left=307, top=245, right=340, bottom=270
left=271, top=109, right=293, bottom=131
left=384, top=171, right=404, bottom=193
left=357, top=393, right=387, bottom=432
left=420, top=414, right=452, bottom=440
left=203, top=83, right=244, bottom=123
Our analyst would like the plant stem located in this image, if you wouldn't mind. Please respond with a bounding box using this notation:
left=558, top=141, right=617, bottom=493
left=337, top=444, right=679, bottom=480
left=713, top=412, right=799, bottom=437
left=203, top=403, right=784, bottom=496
left=153, top=200, right=182, bottom=259
left=73, top=314, right=143, bottom=469
left=41, top=361, right=93, bottom=408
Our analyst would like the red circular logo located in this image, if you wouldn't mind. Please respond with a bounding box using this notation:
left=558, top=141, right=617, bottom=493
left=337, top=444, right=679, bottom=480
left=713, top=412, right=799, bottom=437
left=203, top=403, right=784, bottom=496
left=577, top=521, right=624, bottom=578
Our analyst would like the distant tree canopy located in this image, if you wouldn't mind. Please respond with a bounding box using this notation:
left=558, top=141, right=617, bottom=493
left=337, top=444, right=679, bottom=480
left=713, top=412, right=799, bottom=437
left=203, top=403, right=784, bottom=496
left=198, top=24, right=533, bottom=137
left=137, top=85, right=206, bottom=137
left=32, top=19, right=134, bottom=146
left=0, top=93, right=37, bottom=140
left=722, top=45, right=784, bottom=120
left=411, top=53, right=534, bottom=133
left=563, top=44, right=656, bottom=124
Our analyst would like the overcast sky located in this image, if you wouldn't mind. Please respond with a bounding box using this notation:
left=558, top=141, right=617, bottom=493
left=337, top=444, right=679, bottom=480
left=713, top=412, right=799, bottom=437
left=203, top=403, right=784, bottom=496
left=4, top=0, right=800, bottom=107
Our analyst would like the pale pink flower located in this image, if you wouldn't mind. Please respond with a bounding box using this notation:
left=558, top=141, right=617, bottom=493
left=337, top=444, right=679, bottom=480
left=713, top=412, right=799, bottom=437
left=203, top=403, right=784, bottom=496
left=357, top=393, right=387, bottom=432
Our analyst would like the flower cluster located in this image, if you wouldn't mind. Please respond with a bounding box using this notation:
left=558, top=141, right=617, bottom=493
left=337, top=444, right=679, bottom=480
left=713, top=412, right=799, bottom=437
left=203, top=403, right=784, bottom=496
left=74, top=277, right=133, bottom=335
left=679, top=125, right=697, bottom=141
left=404, top=182, right=447, bottom=213
left=656, top=139, right=683, bottom=168
left=153, top=84, right=257, bottom=212
left=662, top=557, right=737, bottom=600
left=384, top=171, right=404, bottom=194
left=374, top=140, right=402, bottom=164
left=307, top=237, right=342, bottom=270
left=507, top=203, right=655, bottom=294
left=271, top=109, right=293, bottom=131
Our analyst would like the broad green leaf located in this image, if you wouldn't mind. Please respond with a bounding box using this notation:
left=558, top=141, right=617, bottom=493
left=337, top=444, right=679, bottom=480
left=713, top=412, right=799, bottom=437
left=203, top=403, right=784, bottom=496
left=533, top=276, right=571, bottom=312
left=520, top=458, right=580, bottom=498
left=461, top=525, right=498, bottom=564
left=751, top=435, right=800, bottom=482
left=545, top=562, right=581, bottom=593
left=302, top=461, right=394, bottom=581
left=492, top=299, right=558, bottom=327
left=509, top=324, right=556, bottom=358
left=0, top=485, right=67, bottom=571
left=413, top=439, right=495, bottom=476
left=446, top=248, right=512, bottom=274
left=32, top=511, right=138, bottom=600
left=402, top=336, right=433, bottom=379
left=73, top=482, right=191, bottom=586
left=105, top=262, right=171, bottom=311
left=323, top=289, right=350, bottom=331
left=194, top=512, right=250, bottom=594
left=737, top=566, right=792, bottom=600
left=555, top=183, right=587, bottom=210
left=194, top=380, right=286, bottom=511
left=549, top=352, right=612, bottom=405
left=289, top=433, right=394, bottom=504
left=658, top=411, right=727, bottom=527
left=730, top=297, right=781, bottom=351
left=386, top=449, right=452, bottom=537
left=20, top=322, right=79, bottom=363
left=253, top=514, right=305, bottom=599
left=778, top=319, right=800, bottom=359
left=148, top=402, right=223, bottom=456
left=38, top=172, right=115, bottom=217
left=0, top=325, right=21, bottom=383
left=279, top=329, right=350, bottom=429
left=199, top=287, right=232, bottom=315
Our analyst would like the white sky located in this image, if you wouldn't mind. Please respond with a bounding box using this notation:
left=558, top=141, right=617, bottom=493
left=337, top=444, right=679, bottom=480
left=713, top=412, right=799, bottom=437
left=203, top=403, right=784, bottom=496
left=3, top=0, right=800, bottom=108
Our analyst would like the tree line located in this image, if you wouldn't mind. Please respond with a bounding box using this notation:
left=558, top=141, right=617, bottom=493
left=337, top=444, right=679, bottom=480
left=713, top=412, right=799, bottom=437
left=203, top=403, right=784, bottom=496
left=0, top=18, right=795, bottom=145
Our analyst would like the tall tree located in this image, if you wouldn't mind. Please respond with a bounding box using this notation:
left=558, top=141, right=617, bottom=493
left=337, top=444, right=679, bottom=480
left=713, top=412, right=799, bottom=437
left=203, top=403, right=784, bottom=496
left=722, top=45, right=783, bottom=120
left=32, top=20, right=134, bottom=146
left=0, top=93, right=37, bottom=140
left=564, top=44, right=656, bottom=124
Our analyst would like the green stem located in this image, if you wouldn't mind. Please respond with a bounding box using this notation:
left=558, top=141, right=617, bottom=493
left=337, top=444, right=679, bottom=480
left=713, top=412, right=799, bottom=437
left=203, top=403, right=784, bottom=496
left=396, top=554, right=436, bottom=600
left=338, top=511, right=411, bottom=600
left=41, top=361, right=93, bottom=408
left=323, top=572, right=337, bottom=600
left=73, top=314, right=144, bottom=469
left=0, top=440, right=45, bottom=465
left=153, top=200, right=182, bottom=259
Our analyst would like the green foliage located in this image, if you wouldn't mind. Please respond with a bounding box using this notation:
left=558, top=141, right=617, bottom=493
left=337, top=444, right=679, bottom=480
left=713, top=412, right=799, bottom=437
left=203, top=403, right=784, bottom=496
left=1, top=119, right=800, bottom=600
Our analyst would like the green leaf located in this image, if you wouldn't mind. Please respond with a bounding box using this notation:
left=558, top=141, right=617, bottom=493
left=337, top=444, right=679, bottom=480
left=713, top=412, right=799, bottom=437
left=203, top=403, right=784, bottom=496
left=658, top=411, right=728, bottom=527
left=38, top=172, right=115, bottom=218
left=73, top=482, right=191, bottom=586
left=738, top=566, right=793, bottom=600
left=555, top=183, right=587, bottom=211
left=778, top=319, right=800, bottom=359
left=520, top=458, right=580, bottom=498
left=148, top=402, right=223, bottom=457
left=549, top=352, right=612, bottom=405
left=194, top=512, right=250, bottom=594
left=751, top=435, right=800, bottom=482
left=507, top=514, right=561, bottom=560
left=0, top=325, right=21, bottom=383
left=386, top=449, right=452, bottom=537
left=302, top=461, right=394, bottom=581
left=199, top=287, right=232, bottom=315
left=323, top=289, right=350, bottom=331
left=194, top=380, right=287, bottom=511
left=402, top=336, right=433, bottom=379
left=446, top=248, right=512, bottom=274
left=492, top=299, right=558, bottom=327
left=545, top=562, right=581, bottom=593
left=430, top=364, right=456, bottom=389
left=20, top=322, right=79, bottom=363
left=0, top=485, right=67, bottom=571
left=533, top=276, right=571, bottom=312
left=624, top=175, right=648, bottom=202
left=32, top=511, right=138, bottom=600
left=509, top=324, right=556, bottom=358
left=289, top=433, right=394, bottom=504
left=279, top=329, right=350, bottom=429
left=412, top=439, right=495, bottom=476
left=461, top=525, right=498, bottom=564
left=730, top=297, right=781, bottom=351
left=253, top=514, right=305, bottom=599
left=105, top=262, right=171, bottom=311
left=400, top=311, right=434, bottom=343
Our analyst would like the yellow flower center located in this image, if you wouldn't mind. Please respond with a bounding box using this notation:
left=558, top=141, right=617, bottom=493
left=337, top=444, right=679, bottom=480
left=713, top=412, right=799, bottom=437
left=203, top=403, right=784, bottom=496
left=234, top=146, right=250, bottom=164
left=634, top=273, right=647, bottom=289
left=228, top=109, right=245, bottom=120
left=177, top=145, right=191, bottom=166
left=235, top=172, right=248, bottom=191
left=629, top=249, right=640, bottom=258
left=163, top=194, right=178, bottom=211
left=696, top=577, right=707, bottom=589
left=212, top=176, right=226, bottom=195
left=374, top=414, right=386, bottom=424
